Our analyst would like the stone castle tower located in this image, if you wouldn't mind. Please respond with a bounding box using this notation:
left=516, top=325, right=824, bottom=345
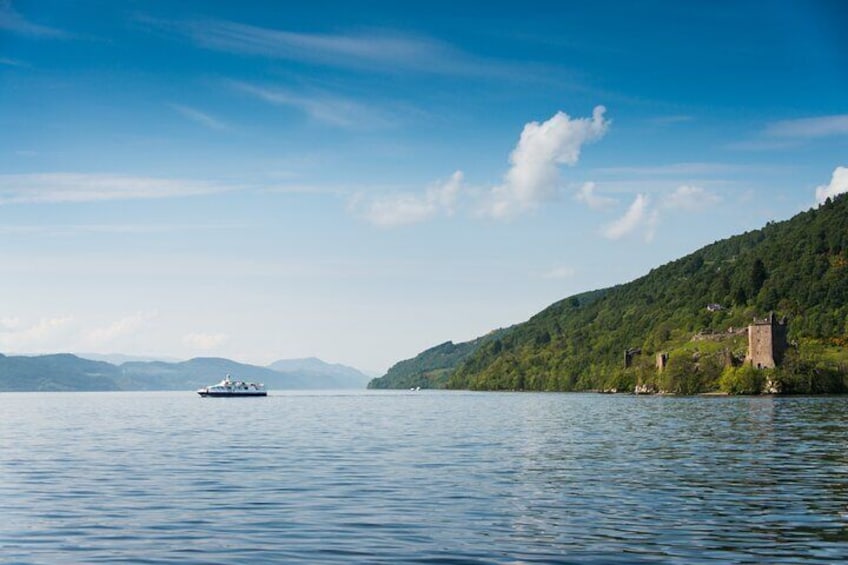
left=746, top=312, right=788, bottom=369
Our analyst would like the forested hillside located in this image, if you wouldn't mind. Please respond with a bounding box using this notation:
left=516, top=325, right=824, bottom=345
left=440, top=195, right=848, bottom=393
left=368, top=290, right=606, bottom=389
left=368, top=337, right=495, bottom=390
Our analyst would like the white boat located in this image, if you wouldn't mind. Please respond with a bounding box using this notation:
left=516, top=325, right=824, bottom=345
left=197, top=374, right=267, bottom=397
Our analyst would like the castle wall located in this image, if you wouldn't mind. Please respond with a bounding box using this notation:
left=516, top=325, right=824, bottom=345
left=745, top=313, right=788, bottom=369
left=747, top=323, right=776, bottom=368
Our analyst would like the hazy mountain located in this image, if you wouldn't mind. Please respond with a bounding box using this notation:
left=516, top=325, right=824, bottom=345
left=0, top=354, right=365, bottom=392
left=77, top=353, right=183, bottom=365
left=0, top=353, right=122, bottom=392
left=268, top=357, right=371, bottom=388
left=117, top=357, right=312, bottom=391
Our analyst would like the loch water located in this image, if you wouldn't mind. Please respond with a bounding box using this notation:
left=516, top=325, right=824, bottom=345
left=2, top=390, right=848, bottom=564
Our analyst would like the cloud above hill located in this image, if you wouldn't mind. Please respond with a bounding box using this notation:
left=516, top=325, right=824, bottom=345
left=481, top=106, right=610, bottom=219
left=356, top=171, right=463, bottom=228
left=815, top=166, right=848, bottom=204
left=603, top=194, right=656, bottom=241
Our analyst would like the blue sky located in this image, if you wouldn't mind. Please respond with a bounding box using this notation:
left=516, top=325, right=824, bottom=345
left=1, top=0, right=846, bottom=373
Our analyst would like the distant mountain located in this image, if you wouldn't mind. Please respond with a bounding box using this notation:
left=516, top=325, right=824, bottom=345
left=267, top=357, right=371, bottom=388
left=0, top=354, right=369, bottom=392
left=117, top=357, right=313, bottom=391
left=77, top=353, right=183, bottom=365
left=0, top=353, right=121, bottom=392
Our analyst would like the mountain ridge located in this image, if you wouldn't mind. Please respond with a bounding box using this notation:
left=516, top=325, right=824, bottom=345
left=0, top=354, right=371, bottom=392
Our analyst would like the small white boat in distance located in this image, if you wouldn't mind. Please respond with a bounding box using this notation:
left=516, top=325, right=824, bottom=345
left=197, top=374, right=267, bottom=397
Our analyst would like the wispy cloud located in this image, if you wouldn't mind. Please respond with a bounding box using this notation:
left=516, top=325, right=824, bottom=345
left=595, top=162, right=747, bottom=176
left=0, top=316, right=74, bottom=352
left=541, top=266, right=576, bottom=280
left=170, top=104, right=229, bottom=131
left=85, top=311, right=158, bottom=348
left=731, top=114, right=848, bottom=151
left=356, top=171, right=463, bottom=228
left=663, top=185, right=720, bottom=211
left=0, top=173, right=237, bottom=205
left=1, top=317, right=21, bottom=330
left=603, top=194, right=656, bottom=241
left=0, top=57, right=28, bottom=67
left=648, top=115, right=694, bottom=126
left=575, top=181, right=617, bottom=211
left=0, top=223, right=243, bottom=236
left=765, top=115, right=848, bottom=139
left=142, top=15, right=535, bottom=80
left=0, top=1, right=70, bottom=38
left=815, top=166, right=848, bottom=204
left=184, top=332, right=229, bottom=351
left=232, top=81, right=393, bottom=128
left=481, top=106, right=610, bottom=219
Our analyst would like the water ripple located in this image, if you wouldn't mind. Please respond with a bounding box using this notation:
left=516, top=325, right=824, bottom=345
left=2, top=391, right=848, bottom=563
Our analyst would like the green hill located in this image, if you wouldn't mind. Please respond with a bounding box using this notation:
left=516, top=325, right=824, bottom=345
left=400, top=195, right=848, bottom=394
left=368, top=337, right=495, bottom=390
left=368, top=289, right=607, bottom=389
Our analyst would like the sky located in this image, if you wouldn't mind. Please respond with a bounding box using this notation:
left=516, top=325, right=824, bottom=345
left=1, top=0, right=847, bottom=374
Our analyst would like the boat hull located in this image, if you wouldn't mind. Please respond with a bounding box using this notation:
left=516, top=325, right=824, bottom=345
left=198, top=391, right=267, bottom=397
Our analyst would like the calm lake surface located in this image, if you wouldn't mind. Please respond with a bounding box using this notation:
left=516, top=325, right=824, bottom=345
left=2, top=390, right=848, bottom=564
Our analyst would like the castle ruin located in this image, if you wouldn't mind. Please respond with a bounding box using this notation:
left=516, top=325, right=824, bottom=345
left=745, top=312, right=788, bottom=369
left=624, top=348, right=642, bottom=368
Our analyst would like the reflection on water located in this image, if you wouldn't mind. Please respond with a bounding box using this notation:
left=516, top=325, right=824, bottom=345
left=1, top=391, right=847, bottom=563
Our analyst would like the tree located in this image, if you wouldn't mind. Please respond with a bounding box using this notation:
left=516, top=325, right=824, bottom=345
left=750, top=258, right=768, bottom=297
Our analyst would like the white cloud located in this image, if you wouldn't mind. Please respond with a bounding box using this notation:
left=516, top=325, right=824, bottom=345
left=0, top=173, right=236, bottom=205
left=575, top=181, right=617, bottom=211
left=542, top=266, right=576, bottom=280
left=85, top=311, right=158, bottom=347
left=603, top=194, right=650, bottom=240
left=664, top=185, right=720, bottom=211
left=815, top=166, right=848, bottom=204
left=765, top=115, right=848, bottom=139
left=1, top=316, right=21, bottom=329
left=170, top=104, right=229, bottom=131
left=0, top=316, right=74, bottom=351
left=359, top=170, right=463, bottom=228
left=482, top=106, right=610, bottom=219
left=183, top=332, right=229, bottom=351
